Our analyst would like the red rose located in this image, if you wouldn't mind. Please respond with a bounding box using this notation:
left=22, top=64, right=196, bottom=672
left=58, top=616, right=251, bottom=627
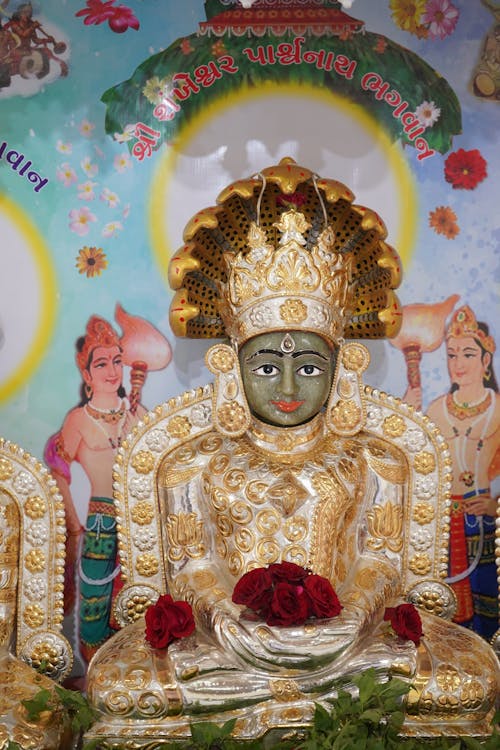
left=304, top=574, right=343, bottom=618
left=268, top=561, right=309, bottom=584
left=384, top=603, right=423, bottom=646
left=267, top=582, right=311, bottom=626
left=232, top=567, right=273, bottom=611
left=145, top=594, right=195, bottom=649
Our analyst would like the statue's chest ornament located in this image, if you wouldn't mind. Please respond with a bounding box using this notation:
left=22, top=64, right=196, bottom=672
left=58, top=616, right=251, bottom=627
left=266, top=470, right=309, bottom=516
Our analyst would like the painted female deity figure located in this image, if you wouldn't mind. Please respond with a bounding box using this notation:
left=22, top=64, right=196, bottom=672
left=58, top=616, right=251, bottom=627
left=406, top=306, right=499, bottom=640
left=45, top=316, right=146, bottom=663
left=86, top=161, right=499, bottom=744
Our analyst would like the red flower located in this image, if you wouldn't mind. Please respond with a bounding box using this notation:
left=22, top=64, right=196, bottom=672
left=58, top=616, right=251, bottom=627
left=267, top=581, right=311, bottom=626
left=444, top=148, right=487, bottom=190
left=276, top=192, right=306, bottom=207
left=76, top=0, right=139, bottom=33
left=268, top=561, right=309, bottom=583
left=232, top=567, right=273, bottom=612
left=384, top=603, right=423, bottom=646
left=304, top=574, right=343, bottom=619
left=145, top=594, right=195, bottom=649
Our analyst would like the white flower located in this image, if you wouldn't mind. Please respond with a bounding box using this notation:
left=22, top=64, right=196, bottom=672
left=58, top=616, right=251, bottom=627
left=134, top=527, right=156, bottom=551
left=410, top=528, right=433, bottom=551
left=100, top=188, right=120, bottom=208
left=81, top=156, right=99, bottom=178
left=145, top=429, right=170, bottom=453
left=415, top=101, right=441, bottom=128
left=114, top=124, right=136, bottom=144
left=365, top=405, right=383, bottom=429
left=24, top=576, right=47, bottom=601
left=249, top=306, right=273, bottom=328
left=414, top=475, right=436, bottom=500
left=13, top=471, right=36, bottom=495
left=102, top=221, right=123, bottom=238
left=129, top=476, right=152, bottom=500
left=190, top=403, right=212, bottom=428
left=25, top=521, right=48, bottom=547
left=403, top=428, right=427, bottom=453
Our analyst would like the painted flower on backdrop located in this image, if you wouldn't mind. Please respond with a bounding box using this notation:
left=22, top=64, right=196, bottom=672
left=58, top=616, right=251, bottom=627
left=444, top=148, right=488, bottom=190
left=114, top=124, right=136, bottom=144
left=78, top=180, right=98, bottom=201
left=56, top=163, right=78, bottom=187
left=76, top=1, right=140, bottom=34
left=100, top=187, right=120, bottom=208
left=180, top=38, right=194, bottom=55
left=389, top=0, right=459, bottom=40
left=102, top=220, right=123, bottom=237
left=212, top=39, right=227, bottom=58
left=143, top=76, right=171, bottom=105
left=56, top=140, right=73, bottom=155
left=79, top=119, right=96, bottom=138
left=114, top=152, right=132, bottom=172
left=76, top=246, right=108, bottom=278
left=429, top=205, right=459, bottom=239
left=69, top=206, right=98, bottom=236
left=415, top=100, right=441, bottom=128
left=422, top=0, right=459, bottom=40
left=81, top=156, right=99, bottom=178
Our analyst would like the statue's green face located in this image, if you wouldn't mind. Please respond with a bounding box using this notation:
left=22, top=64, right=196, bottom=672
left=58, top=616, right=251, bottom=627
left=239, top=331, right=335, bottom=427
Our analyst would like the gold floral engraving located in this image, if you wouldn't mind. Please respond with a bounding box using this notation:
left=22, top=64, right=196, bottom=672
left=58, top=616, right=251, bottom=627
left=135, top=554, right=159, bottom=577
left=25, top=549, right=45, bottom=572
left=382, top=414, right=406, bottom=438
left=131, top=501, right=155, bottom=526
left=131, top=450, right=156, bottom=475
left=460, top=680, right=484, bottom=709
left=256, top=509, right=281, bottom=535
left=409, top=553, right=432, bottom=576
left=310, top=468, right=353, bottom=577
left=166, top=512, right=205, bottom=561
left=24, top=495, right=47, bottom=519
left=354, top=568, right=378, bottom=590
left=223, top=468, right=246, bottom=492
left=0, top=458, right=14, bottom=480
left=413, top=502, right=435, bottom=525
left=228, top=550, right=244, bottom=576
left=329, top=399, right=361, bottom=431
left=279, top=298, right=308, bottom=323
left=366, top=503, right=404, bottom=552
left=269, top=678, right=303, bottom=702
left=229, top=501, right=253, bottom=525
left=342, top=344, right=368, bottom=371
left=217, top=401, right=247, bottom=432
left=23, top=603, right=44, bottom=628
left=208, top=347, right=235, bottom=373
left=267, top=472, right=308, bottom=516
left=126, top=594, right=154, bottom=621
left=235, top=528, right=255, bottom=553
left=413, top=451, right=436, bottom=475
left=256, top=538, right=280, bottom=565
left=246, top=480, right=269, bottom=505
left=192, top=570, right=218, bottom=590
left=436, top=664, right=461, bottom=692
left=167, top=415, right=191, bottom=438
left=284, top=516, right=308, bottom=542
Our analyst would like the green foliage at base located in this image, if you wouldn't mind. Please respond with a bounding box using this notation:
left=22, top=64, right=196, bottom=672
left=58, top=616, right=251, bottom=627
left=22, top=670, right=499, bottom=750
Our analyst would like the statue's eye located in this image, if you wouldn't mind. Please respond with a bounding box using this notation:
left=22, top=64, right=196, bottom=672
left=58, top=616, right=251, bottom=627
left=252, top=364, right=280, bottom=376
left=297, top=364, right=324, bottom=377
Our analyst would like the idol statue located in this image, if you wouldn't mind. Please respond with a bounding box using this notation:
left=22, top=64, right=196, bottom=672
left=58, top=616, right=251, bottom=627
left=86, top=160, right=500, bottom=746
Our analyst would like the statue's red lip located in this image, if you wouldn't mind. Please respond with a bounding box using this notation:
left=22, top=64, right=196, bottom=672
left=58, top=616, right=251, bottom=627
left=270, top=400, right=305, bottom=413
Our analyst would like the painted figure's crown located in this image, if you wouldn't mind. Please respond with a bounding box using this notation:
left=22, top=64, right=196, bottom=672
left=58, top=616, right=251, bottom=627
left=168, top=158, right=402, bottom=345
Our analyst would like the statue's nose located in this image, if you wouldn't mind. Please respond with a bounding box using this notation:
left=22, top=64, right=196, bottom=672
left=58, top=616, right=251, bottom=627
left=279, top=361, right=298, bottom=396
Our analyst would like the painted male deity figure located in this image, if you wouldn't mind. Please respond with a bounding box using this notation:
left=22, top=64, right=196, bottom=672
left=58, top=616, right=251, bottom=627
left=86, top=160, right=499, bottom=744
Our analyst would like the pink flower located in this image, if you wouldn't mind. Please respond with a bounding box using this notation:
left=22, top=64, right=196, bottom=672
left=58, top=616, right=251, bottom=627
left=69, top=206, right=97, bottom=236
left=422, top=0, right=459, bottom=40
left=56, top=163, right=77, bottom=187
left=102, top=220, right=123, bottom=237
left=77, top=180, right=98, bottom=201
left=76, top=0, right=139, bottom=33
left=113, top=152, right=132, bottom=172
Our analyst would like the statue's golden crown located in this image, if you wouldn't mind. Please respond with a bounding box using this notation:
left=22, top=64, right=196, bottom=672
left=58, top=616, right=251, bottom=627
left=168, top=158, right=403, bottom=344
left=218, top=209, right=352, bottom=346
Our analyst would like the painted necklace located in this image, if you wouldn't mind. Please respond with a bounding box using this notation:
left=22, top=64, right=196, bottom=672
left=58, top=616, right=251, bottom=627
left=442, top=389, right=495, bottom=489
left=84, top=399, right=127, bottom=449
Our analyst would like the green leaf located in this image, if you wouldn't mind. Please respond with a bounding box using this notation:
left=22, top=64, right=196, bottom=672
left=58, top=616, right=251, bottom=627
left=21, top=687, right=53, bottom=721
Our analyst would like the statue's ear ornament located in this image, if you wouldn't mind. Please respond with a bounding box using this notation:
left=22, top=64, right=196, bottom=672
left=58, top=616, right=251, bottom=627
left=205, top=343, right=252, bottom=437
left=325, top=342, right=370, bottom=436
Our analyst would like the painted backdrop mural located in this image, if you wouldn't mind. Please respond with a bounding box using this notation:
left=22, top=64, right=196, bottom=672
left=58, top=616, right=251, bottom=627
left=0, top=0, right=498, bottom=676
